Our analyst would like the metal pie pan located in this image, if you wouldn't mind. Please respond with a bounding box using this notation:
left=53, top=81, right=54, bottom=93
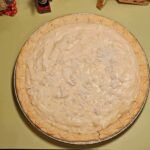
left=13, top=13, right=150, bottom=145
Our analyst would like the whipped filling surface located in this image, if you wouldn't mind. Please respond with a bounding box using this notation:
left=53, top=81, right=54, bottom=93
left=25, top=23, right=139, bottom=133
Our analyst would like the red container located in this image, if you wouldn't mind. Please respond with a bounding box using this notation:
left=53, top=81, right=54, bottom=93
left=35, top=0, right=51, bottom=13
left=0, top=0, right=17, bottom=16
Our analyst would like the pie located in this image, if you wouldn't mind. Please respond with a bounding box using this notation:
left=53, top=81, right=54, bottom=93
left=15, top=13, right=149, bottom=144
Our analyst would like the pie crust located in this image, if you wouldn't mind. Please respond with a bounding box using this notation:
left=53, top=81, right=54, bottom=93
left=15, top=13, right=149, bottom=144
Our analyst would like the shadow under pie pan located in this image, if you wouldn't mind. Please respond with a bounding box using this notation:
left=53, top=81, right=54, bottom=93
left=14, top=13, right=150, bottom=145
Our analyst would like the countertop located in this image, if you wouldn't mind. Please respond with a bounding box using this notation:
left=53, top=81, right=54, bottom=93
left=0, top=0, right=150, bottom=149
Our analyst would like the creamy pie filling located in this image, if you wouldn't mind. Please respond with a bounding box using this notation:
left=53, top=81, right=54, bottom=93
left=25, top=23, right=139, bottom=134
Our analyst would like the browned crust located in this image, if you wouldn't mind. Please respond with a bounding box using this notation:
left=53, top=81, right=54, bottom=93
left=15, top=13, right=149, bottom=144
